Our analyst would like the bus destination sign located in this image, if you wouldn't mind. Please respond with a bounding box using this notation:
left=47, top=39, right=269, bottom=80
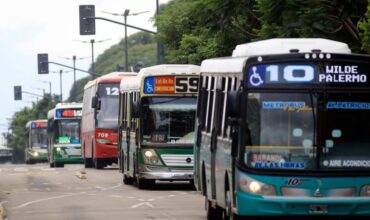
left=246, top=62, right=369, bottom=89
left=144, top=76, right=199, bottom=94
left=56, top=109, right=82, bottom=118
left=31, top=121, right=47, bottom=128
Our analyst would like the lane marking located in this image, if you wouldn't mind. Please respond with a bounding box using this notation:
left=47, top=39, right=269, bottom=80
left=13, top=192, right=86, bottom=209
left=130, top=201, right=154, bottom=209
left=14, top=168, right=28, bottom=172
left=109, top=195, right=121, bottom=198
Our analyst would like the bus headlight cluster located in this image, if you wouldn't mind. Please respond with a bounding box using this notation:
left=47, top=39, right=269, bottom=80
left=360, top=185, right=370, bottom=196
left=33, top=151, right=39, bottom=157
left=238, top=172, right=276, bottom=196
left=96, top=139, right=112, bottom=145
left=56, top=147, right=61, bottom=152
left=143, top=150, right=162, bottom=165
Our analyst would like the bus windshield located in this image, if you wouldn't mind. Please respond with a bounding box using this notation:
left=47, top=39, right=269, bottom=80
left=244, top=93, right=317, bottom=170
left=244, top=92, right=370, bottom=171
left=31, top=128, right=47, bottom=148
left=96, top=83, right=120, bottom=129
left=55, top=120, right=81, bottom=144
left=141, top=97, right=196, bottom=144
left=321, top=92, right=370, bottom=170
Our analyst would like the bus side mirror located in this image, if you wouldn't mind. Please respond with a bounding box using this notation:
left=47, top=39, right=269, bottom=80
left=91, top=96, right=101, bottom=110
left=132, top=101, right=139, bottom=118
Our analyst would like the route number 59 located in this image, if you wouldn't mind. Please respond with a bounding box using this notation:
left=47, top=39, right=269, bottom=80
left=175, top=77, right=199, bottom=93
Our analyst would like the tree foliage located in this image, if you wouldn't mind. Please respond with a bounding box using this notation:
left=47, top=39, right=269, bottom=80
left=67, top=31, right=157, bottom=102
left=156, top=0, right=369, bottom=63
left=5, top=94, right=60, bottom=163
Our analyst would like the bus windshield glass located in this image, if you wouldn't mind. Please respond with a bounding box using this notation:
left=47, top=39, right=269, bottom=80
left=244, top=93, right=317, bottom=170
left=31, top=128, right=47, bottom=148
left=55, top=120, right=81, bottom=144
left=321, top=92, right=370, bottom=170
left=97, top=83, right=120, bottom=129
left=141, top=97, right=196, bottom=144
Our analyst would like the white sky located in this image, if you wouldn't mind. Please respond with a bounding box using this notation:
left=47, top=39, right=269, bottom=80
left=0, top=0, right=169, bottom=136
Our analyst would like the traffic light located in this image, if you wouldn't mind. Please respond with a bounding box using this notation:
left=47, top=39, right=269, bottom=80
left=14, top=86, right=22, bottom=101
left=37, top=53, right=49, bottom=74
left=79, top=5, right=96, bottom=35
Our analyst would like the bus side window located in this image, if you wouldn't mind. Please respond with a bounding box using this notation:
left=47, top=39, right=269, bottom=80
left=224, top=77, right=234, bottom=138
left=199, top=76, right=209, bottom=132
left=206, top=76, right=215, bottom=133
left=217, top=77, right=226, bottom=136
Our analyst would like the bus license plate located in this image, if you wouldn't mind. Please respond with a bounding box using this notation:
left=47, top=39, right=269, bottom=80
left=309, top=204, right=328, bottom=214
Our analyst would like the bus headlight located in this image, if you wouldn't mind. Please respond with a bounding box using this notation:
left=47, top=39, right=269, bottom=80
left=360, top=185, right=370, bottom=196
left=33, top=151, right=39, bottom=157
left=96, top=139, right=112, bottom=145
left=56, top=147, right=61, bottom=152
left=238, top=172, right=276, bottom=196
left=143, top=150, right=162, bottom=165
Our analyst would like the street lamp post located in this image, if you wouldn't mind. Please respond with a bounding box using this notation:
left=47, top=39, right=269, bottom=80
left=101, top=10, right=149, bottom=72
left=59, top=70, right=63, bottom=102
left=124, top=9, right=129, bottom=72
left=74, top=38, right=111, bottom=74
left=38, top=80, right=52, bottom=95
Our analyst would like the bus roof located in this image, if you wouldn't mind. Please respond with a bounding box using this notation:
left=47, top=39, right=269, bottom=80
left=232, top=38, right=351, bottom=57
left=25, top=119, right=47, bottom=129
left=120, top=64, right=200, bottom=92
left=48, top=102, right=82, bottom=119
left=202, top=38, right=351, bottom=73
left=84, top=71, right=137, bottom=90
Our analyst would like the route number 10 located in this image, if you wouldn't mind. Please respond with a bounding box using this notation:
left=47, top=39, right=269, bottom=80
left=266, top=65, right=314, bottom=82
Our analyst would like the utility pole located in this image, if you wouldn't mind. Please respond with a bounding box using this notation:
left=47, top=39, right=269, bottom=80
left=156, top=0, right=161, bottom=64
left=59, top=70, right=63, bottom=102
left=100, top=10, right=150, bottom=71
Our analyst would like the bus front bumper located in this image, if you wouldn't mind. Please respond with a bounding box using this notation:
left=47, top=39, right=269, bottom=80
left=236, top=192, right=370, bottom=216
left=138, top=165, right=193, bottom=180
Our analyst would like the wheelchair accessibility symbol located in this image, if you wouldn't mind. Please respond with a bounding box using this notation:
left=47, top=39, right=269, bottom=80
left=145, top=80, right=154, bottom=93
left=249, top=66, right=264, bottom=87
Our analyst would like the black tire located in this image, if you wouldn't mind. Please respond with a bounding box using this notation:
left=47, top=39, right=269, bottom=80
left=94, top=158, right=104, bottom=169
left=123, top=174, right=134, bottom=185
left=84, top=157, right=93, bottom=168
left=50, top=162, right=55, bottom=168
left=55, top=162, right=64, bottom=168
left=224, top=190, right=241, bottom=220
left=206, top=198, right=222, bottom=220
left=137, top=178, right=155, bottom=189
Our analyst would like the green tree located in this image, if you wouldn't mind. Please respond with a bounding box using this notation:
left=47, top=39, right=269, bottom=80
left=6, top=94, right=60, bottom=163
left=359, top=0, right=370, bottom=53
left=67, top=31, right=156, bottom=102
left=256, top=0, right=367, bottom=52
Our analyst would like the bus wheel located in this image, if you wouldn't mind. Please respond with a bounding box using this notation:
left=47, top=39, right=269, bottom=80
left=94, top=158, right=104, bottom=169
left=123, top=174, right=134, bottom=185
left=50, top=162, right=55, bottom=168
left=224, top=190, right=240, bottom=220
left=84, top=157, right=93, bottom=168
left=137, top=178, right=155, bottom=189
left=206, top=197, right=222, bottom=220
left=55, top=162, right=64, bottom=168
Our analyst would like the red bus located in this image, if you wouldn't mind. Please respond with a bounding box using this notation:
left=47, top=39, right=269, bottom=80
left=81, top=72, right=136, bottom=169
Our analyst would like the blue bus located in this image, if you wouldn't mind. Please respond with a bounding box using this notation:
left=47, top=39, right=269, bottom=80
left=194, top=38, right=370, bottom=218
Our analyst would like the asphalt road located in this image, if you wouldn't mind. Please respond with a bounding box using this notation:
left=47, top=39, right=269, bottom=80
left=0, top=163, right=205, bottom=220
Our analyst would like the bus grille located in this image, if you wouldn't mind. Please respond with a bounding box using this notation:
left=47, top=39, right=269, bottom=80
left=160, top=154, right=194, bottom=167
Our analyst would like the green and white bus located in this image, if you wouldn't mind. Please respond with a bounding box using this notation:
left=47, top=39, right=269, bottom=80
left=25, top=120, right=48, bottom=164
left=118, top=64, right=200, bottom=189
left=195, top=38, right=370, bottom=218
left=47, top=103, right=83, bottom=168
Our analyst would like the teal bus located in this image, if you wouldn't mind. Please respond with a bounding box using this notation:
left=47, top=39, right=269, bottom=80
left=47, top=103, right=83, bottom=168
left=195, top=38, right=370, bottom=218
left=118, top=64, right=200, bottom=189
left=25, top=120, right=48, bottom=164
